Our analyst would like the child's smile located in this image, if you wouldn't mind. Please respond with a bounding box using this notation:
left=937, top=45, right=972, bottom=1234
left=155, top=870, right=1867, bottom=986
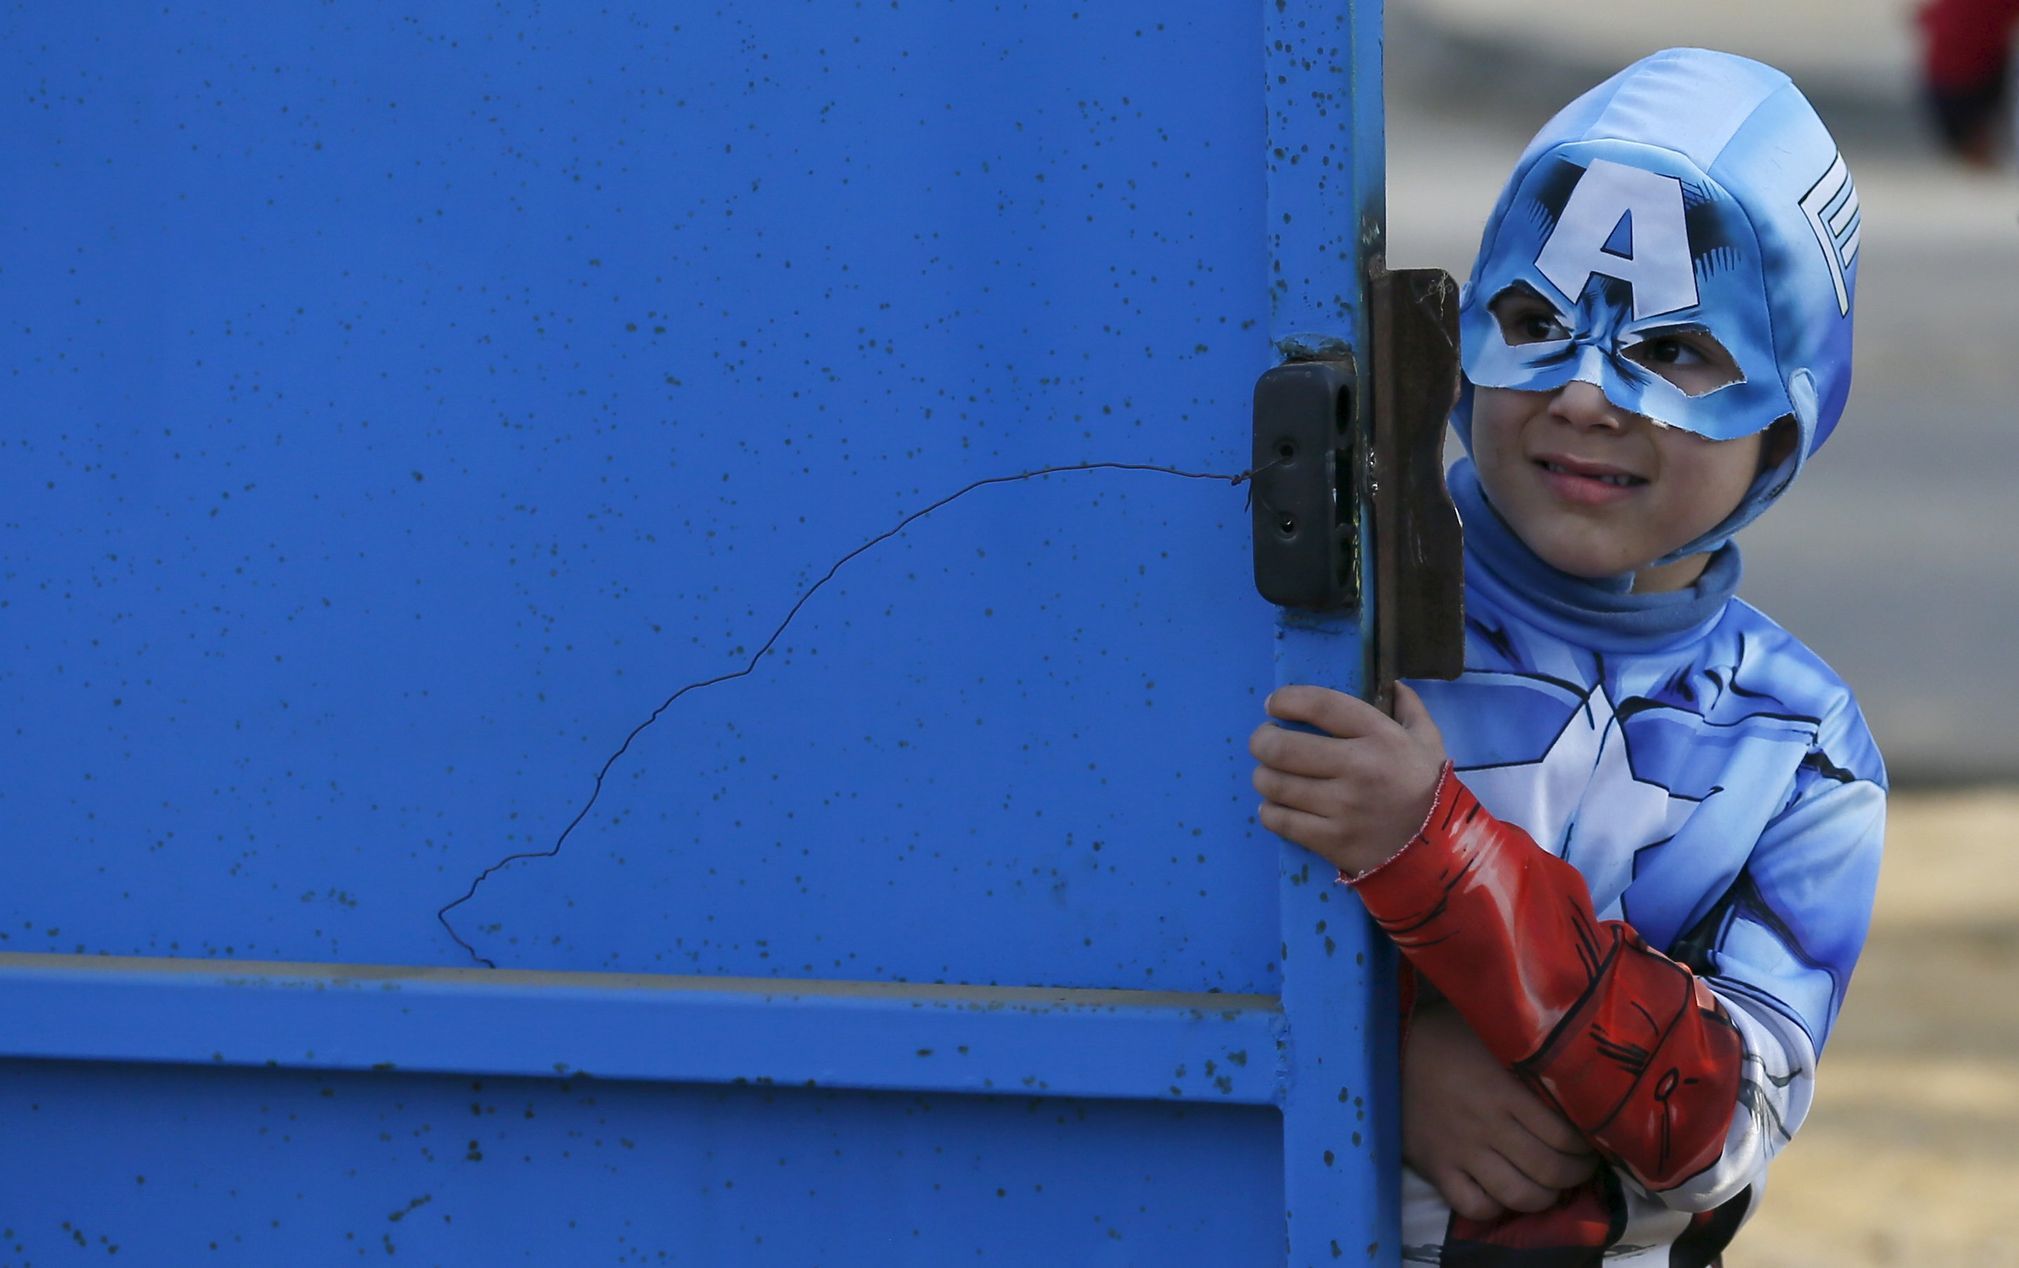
left=1532, top=452, right=1649, bottom=504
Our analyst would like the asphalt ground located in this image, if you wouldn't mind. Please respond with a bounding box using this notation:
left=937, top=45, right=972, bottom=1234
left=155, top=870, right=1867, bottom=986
left=1718, top=789, right=2019, bottom=1267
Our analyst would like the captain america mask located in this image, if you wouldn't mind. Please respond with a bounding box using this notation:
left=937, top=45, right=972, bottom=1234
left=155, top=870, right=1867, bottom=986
left=1453, top=49, right=1862, bottom=560
left=1458, top=50, right=1858, bottom=453
left=1463, top=144, right=1786, bottom=442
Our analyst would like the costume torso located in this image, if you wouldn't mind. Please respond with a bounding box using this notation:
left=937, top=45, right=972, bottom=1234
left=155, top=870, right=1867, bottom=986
left=1394, top=510, right=1886, bottom=1266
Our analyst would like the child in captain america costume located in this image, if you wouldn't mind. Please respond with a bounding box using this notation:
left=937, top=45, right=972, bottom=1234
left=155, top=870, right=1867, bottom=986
left=1250, top=49, right=1884, bottom=1267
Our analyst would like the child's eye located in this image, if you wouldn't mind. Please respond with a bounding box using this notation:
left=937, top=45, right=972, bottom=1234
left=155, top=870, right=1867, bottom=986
left=1633, top=337, right=1703, bottom=367
left=1513, top=312, right=1571, bottom=342
left=1488, top=296, right=1571, bottom=346
left=1623, top=328, right=1742, bottom=395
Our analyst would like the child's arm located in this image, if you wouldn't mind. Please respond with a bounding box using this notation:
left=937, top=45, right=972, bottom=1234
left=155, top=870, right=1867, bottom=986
left=1353, top=765, right=1746, bottom=1196
left=1252, top=683, right=1884, bottom=1208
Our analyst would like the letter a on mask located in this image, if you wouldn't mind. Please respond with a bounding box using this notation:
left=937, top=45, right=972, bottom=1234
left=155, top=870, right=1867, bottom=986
left=1534, top=158, right=1697, bottom=321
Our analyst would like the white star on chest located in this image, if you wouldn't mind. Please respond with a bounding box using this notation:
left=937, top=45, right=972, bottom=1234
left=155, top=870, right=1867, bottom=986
left=1457, top=682, right=1697, bottom=921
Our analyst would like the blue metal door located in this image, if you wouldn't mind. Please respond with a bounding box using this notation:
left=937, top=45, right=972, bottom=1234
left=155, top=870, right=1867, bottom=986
left=1, top=3, right=1397, bottom=1262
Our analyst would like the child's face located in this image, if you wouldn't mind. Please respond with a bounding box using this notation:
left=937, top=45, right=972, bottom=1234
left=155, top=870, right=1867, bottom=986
left=1470, top=379, right=1763, bottom=591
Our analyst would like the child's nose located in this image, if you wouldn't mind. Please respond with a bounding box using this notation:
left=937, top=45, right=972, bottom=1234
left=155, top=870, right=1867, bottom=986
left=1549, top=379, right=1629, bottom=431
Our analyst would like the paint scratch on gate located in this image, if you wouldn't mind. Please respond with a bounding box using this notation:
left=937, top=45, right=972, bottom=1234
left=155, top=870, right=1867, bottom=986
left=435, top=459, right=1280, bottom=968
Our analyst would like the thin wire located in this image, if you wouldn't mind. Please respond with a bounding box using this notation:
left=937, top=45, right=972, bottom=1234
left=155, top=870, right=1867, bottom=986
left=436, top=458, right=1274, bottom=967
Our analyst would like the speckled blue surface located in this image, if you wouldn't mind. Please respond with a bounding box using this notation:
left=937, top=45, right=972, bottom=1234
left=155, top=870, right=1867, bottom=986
left=5, top=3, right=1279, bottom=983
left=1, top=2, right=1391, bottom=1261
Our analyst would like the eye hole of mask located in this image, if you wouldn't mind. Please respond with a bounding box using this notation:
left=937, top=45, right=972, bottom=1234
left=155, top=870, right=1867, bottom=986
left=1487, top=283, right=1745, bottom=398
left=1620, top=325, right=1744, bottom=397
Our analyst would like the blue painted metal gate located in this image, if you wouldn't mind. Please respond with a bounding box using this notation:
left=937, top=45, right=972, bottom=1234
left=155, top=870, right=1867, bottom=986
left=1, top=4, right=1398, bottom=1262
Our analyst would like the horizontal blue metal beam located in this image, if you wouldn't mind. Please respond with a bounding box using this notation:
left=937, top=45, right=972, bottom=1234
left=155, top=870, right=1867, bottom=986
left=0, top=953, right=1284, bottom=1104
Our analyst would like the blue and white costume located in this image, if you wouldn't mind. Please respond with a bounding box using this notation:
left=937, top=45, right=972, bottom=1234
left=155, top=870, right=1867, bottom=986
left=1349, top=50, right=1886, bottom=1266
left=1378, top=469, right=1886, bottom=1265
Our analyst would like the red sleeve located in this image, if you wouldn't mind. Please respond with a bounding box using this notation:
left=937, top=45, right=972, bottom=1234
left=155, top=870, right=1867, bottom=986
left=1919, top=0, right=2019, bottom=89
left=1351, top=765, right=1743, bottom=1192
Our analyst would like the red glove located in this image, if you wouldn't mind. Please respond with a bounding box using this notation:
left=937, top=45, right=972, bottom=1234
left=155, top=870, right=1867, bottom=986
left=1353, top=764, right=1743, bottom=1192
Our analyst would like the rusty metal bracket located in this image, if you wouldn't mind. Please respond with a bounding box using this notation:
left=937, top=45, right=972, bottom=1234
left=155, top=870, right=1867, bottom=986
left=1250, top=270, right=1463, bottom=708
left=1368, top=267, right=1466, bottom=709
